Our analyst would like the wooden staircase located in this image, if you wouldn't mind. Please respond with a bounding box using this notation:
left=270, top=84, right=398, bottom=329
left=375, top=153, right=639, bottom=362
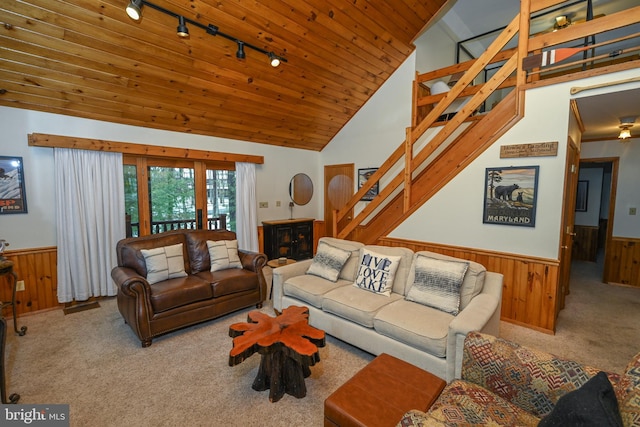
left=334, top=0, right=640, bottom=244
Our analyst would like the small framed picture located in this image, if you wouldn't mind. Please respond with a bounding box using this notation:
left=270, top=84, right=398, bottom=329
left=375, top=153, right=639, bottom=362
left=575, top=180, right=588, bottom=212
left=358, top=168, right=379, bottom=201
left=0, top=156, right=28, bottom=214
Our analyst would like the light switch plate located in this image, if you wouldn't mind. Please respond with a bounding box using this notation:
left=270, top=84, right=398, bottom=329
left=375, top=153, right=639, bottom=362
left=259, top=202, right=268, bottom=208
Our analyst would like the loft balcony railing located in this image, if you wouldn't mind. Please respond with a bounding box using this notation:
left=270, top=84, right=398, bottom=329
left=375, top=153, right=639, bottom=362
left=334, top=0, right=640, bottom=242
left=125, top=214, right=227, bottom=237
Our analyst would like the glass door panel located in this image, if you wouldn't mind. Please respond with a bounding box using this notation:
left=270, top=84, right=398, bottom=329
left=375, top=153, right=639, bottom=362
left=206, top=169, right=235, bottom=231
left=148, top=166, right=196, bottom=234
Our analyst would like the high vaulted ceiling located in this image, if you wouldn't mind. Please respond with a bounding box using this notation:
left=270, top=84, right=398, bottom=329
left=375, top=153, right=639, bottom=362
left=0, top=0, right=448, bottom=151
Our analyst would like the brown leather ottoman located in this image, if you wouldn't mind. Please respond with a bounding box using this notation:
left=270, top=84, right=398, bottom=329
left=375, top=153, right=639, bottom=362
left=324, top=353, right=446, bottom=427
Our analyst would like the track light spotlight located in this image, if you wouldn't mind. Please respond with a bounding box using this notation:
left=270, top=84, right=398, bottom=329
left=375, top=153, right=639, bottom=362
left=236, top=41, right=246, bottom=59
left=126, top=0, right=143, bottom=21
left=269, top=53, right=281, bottom=67
left=177, top=16, right=189, bottom=38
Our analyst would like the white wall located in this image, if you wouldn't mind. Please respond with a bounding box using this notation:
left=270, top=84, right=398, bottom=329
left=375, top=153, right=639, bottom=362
left=0, top=106, right=321, bottom=250
left=581, top=137, right=640, bottom=238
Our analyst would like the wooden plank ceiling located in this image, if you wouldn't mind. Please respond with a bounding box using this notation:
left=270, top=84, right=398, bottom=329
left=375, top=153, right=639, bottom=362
left=0, top=0, right=448, bottom=151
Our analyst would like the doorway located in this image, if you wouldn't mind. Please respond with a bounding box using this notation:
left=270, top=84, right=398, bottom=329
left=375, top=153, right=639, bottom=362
left=572, top=158, right=618, bottom=283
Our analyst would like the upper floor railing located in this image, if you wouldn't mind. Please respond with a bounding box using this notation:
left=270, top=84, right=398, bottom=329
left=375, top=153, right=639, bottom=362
left=334, top=0, right=640, bottom=241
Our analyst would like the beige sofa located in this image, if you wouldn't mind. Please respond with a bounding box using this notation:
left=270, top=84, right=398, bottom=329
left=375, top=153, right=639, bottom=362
left=272, top=237, right=503, bottom=381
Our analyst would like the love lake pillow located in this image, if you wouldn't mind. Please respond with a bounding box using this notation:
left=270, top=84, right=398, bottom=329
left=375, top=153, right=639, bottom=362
left=306, top=241, right=352, bottom=282
left=405, top=254, right=469, bottom=315
left=353, top=248, right=401, bottom=296
left=140, top=243, right=188, bottom=284
left=207, top=240, right=242, bottom=272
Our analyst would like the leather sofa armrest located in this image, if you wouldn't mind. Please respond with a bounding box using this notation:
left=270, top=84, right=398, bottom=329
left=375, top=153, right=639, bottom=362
left=111, top=266, right=152, bottom=298
left=238, top=250, right=267, bottom=272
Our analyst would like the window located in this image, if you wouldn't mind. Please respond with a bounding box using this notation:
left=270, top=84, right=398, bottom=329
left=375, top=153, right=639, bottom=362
left=124, top=157, right=234, bottom=237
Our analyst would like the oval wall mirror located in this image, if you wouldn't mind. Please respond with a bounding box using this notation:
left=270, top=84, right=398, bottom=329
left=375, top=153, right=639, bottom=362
left=289, top=173, right=313, bottom=205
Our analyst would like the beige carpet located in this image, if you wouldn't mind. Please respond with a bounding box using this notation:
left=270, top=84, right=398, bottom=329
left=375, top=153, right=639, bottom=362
left=3, top=257, right=639, bottom=426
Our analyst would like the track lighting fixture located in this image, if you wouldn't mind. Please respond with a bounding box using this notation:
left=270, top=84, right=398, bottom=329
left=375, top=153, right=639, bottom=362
left=268, top=53, right=280, bottom=68
left=236, top=41, right=245, bottom=59
left=125, top=0, right=143, bottom=21
left=124, top=0, right=287, bottom=67
left=176, top=16, right=189, bottom=38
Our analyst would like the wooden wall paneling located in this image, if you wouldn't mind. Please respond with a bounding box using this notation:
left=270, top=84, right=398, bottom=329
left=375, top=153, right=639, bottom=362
left=378, top=237, right=559, bottom=333
left=0, top=248, right=59, bottom=317
left=606, top=238, right=640, bottom=287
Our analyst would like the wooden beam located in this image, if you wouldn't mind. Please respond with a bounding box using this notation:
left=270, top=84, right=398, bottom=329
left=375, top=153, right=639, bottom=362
left=27, top=133, right=264, bottom=164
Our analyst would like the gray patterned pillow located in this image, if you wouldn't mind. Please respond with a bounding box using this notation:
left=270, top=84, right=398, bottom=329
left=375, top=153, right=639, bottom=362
left=405, top=254, right=469, bottom=315
left=306, top=241, right=351, bottom=282
left=140, top=243, right=188, bottom=284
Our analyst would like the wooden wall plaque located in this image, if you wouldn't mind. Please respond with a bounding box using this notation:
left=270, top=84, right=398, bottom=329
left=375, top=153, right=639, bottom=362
left=500, top=141, right=558, bottom=158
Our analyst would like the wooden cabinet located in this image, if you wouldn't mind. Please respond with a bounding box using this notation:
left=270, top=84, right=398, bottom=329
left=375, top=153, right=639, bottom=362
left=262, top=219, right=314, bottom=261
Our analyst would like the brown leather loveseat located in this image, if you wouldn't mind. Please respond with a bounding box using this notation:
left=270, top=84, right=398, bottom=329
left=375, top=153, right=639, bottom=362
left=111, top=229, right=267, bottom=347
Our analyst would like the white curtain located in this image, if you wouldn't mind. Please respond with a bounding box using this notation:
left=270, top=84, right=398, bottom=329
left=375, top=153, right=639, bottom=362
left=55, top=148, right=125, bottom=303
left=235, top=162, right=258, bottom=252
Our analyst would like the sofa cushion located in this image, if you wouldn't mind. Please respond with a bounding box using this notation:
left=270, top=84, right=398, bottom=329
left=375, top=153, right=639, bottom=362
left=322, top=285, right=402, bottom=328
left=207, top=240, right=242, bottom=272
left=306, top=241, right=352, bottom=282
left=183, top=229, right=237, bottom=273
left=149, top=275, right=213, bottom=313
left=361, top=245, right=414, bottom=295
left=195, top=268, right=259, bottom=297
left=373, top=299, right=453, bottom=357
left=414, top=251, right=485, bottom=310
left=140, top=243, right=188, bottom=285
left=353, top=248, right=401, bottom=296
left=538, top=371, right=623, bottom=427
left=405, top=254, right=469, bottom=315
left=317, top=237, right=365, bottom=281
left=616, top=351, right=640, bottom=426
left=283, top=275, right=350, bottom=308
left=418, top=380, right=541, bottom=426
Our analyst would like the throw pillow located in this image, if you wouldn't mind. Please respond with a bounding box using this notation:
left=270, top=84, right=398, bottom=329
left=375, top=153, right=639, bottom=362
left=306, top=241, right=352, bottom=282
left=140, top=243, right=188, bottom=285
left=207, top=240, right=242, bottom=272
left=405, top=254, right=468, bottom=315
left=352, top=248, right=401, bottom=296
left=538, top=371, right=623, bottom=427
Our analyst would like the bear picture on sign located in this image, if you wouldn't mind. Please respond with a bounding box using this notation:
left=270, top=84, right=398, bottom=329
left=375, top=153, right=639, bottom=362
left=483, top=166, right=538, bottom=227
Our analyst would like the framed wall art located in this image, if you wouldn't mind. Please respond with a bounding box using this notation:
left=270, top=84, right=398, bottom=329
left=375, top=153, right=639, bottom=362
left=575, top=180, right=588, bottom=212
left=483, top=165, right=538, bottom=227
left=358, top=168, right=379, bottom=201
left=0, top=156, right=28, bottom=214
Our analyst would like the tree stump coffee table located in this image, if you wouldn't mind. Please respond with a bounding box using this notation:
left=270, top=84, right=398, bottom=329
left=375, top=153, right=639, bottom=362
left=228, top=305, right=325, bottom=402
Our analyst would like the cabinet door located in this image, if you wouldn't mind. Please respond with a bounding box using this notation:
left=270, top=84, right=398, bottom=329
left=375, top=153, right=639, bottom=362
left=274, top=226, right=294, bottom=258
left=293, top=222, right=313, bottom=260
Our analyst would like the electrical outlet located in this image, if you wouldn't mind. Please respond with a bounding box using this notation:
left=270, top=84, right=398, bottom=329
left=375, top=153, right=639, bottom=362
left=16, top=280, right=25, bottom=291
left=276, top=201, right=281, bottom=207
left=259, top=202, right=268, bottom=208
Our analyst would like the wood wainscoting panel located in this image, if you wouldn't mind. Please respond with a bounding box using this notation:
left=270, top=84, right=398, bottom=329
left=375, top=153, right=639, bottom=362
left=573, top=225, right=599, bottom=262
left=605, top=237, right=640, bottom=287
left=0, top=247, right=60, bottom=317
left=378, top=237, right=560, bottom=334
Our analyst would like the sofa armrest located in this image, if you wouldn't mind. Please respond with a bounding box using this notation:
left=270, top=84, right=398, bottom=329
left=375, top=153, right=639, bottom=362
left=446, top=272, right=503, bottom=381
left=111, top=266, right=152, bottom=298
left=238, top=250, right=267, bottom=273
left=271, top=259, right=313, bottom=310
left=461, top=331, right=605, bottom=418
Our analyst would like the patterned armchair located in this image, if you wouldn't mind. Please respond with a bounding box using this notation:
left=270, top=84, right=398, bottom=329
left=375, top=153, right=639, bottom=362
left=398, top=331, right=640, bottom=426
